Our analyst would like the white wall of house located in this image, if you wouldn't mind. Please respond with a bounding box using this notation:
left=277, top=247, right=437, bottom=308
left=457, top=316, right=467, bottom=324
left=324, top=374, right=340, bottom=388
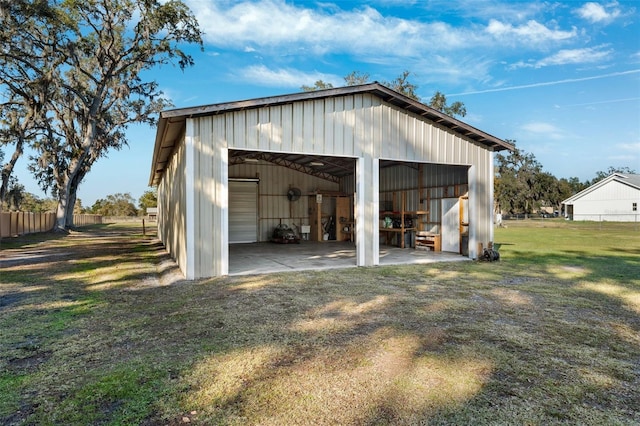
left=570, top=180, right=640, bottom=221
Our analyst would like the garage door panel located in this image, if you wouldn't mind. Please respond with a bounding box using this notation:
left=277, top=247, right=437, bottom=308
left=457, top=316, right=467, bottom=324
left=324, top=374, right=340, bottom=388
left=229, top=181, right=258, bottom=243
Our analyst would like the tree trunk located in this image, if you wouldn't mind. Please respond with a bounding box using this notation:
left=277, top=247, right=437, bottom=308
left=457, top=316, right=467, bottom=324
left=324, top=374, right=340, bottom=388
left=54, top=174, right=75, bottom=231
left=54, top=195, right=69, bottom=231
left=54, top=192, right=77, bottom=231
left=54, top=160, right=87, bottom=230
left=66, top=183, right=78, bottom=228
left=0, top=139, right=24, bottom=205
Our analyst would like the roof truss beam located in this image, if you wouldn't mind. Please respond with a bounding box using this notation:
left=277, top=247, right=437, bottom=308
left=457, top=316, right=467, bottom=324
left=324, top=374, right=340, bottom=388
left=229, top=152, right=341, bottom=183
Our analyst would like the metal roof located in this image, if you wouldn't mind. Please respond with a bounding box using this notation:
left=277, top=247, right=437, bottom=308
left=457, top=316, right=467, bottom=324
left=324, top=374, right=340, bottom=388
left=149, top=82, right=513, bottom=186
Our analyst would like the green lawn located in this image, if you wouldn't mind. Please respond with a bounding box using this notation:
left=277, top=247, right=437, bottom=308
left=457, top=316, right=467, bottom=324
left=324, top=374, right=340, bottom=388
left=1, top=220, right=638, bottom=425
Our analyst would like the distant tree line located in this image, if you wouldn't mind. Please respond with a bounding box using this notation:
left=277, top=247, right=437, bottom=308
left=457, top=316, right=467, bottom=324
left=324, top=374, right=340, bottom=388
left=495, top=142, right=636, bottom=216
left=89, top=189, right=157, bottom=217
left=0, top=182, right=157, bottom=218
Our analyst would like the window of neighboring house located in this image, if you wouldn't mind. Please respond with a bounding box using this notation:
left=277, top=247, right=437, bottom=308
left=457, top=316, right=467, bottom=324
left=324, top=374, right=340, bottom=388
left=634, top=202, right=638, bottom=212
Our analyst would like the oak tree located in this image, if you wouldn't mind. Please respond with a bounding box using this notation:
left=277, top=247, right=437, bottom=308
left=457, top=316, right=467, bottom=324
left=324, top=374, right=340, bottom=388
left=428, top=91, right=466, bottom=117
left=0, top=0, right=56, bottom=207
left=495, top=142, right=544, bottom=216
left=2, top=0, right=202, bottom=229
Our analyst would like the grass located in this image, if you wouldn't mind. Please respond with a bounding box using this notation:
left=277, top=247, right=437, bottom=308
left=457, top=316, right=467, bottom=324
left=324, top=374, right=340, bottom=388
left=1, top=220, right=639, bottom=425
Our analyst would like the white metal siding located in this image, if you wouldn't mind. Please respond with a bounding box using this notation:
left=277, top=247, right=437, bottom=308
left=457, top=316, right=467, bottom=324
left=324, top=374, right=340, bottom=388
left=157, top=139, right=187, bottom=277
left=159, top=92, right=496, bottom=277
left=213, top=94, right=493, bottom=176
left=192, top=117, right=229, bottom=278
left=572, top=180, right=640, bottom=221
left=356, top=156, right=379, bottom=266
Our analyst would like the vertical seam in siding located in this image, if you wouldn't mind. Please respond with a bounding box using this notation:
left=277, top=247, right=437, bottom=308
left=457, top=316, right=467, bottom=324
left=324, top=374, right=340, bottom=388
left=185, top=118, right=196, bottom=279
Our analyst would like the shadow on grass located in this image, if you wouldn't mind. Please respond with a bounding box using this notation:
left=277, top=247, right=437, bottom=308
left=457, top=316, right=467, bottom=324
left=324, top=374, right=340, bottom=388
left=1, top=225, right=639, bottom=425
left=0, top=231, right=66, bottom=250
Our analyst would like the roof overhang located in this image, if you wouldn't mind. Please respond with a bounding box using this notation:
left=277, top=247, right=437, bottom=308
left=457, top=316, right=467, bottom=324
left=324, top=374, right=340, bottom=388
left=149, top=82, right=514, bottom=186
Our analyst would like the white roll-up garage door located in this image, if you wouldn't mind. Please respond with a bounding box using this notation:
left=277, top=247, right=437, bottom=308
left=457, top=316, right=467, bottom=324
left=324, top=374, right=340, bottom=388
left=229, top=179, right=258, bottom=243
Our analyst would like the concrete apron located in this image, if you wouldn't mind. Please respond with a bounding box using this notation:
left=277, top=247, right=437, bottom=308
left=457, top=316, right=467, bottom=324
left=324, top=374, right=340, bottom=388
left=229, top=241, right=468, bottom=276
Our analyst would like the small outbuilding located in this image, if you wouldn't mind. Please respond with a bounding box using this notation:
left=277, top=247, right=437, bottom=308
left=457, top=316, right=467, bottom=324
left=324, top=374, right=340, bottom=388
left=562, top=173, right=640, bottom=221
left=149, top=83, right=513, bottom=278
left=146, top=207, right=158, bottom=221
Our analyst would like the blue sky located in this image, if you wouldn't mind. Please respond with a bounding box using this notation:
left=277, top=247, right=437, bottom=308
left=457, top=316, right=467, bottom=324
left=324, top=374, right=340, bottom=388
left=13, top=0, right=640, bottom=207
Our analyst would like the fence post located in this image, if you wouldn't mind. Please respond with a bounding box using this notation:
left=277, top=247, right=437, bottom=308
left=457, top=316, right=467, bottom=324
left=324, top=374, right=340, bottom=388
left=0, top=212, right=8, bottom=237
left=11, top=212, right=18, bottom=236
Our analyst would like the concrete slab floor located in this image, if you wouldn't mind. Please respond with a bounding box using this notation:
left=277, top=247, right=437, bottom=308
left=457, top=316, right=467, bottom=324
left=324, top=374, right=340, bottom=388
left=228, top=241, right=469, bottom=276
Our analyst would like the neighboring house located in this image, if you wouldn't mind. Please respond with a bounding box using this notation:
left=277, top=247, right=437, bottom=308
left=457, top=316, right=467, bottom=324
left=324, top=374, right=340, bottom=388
left=562, top=173, right=640, bottom=221
left=149, top=83, right=513, bottom=279
left=146, top=207, right=158, bottom=221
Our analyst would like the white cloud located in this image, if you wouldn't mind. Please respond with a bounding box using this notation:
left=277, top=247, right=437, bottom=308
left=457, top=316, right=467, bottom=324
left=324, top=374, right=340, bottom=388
left=182, top=0, right=624, bottom=92
left=237, top=65, right=341, bottom=88
left=617, top=142, right=640, bottom=152
left=510, top=46, right=613, bottom=69
left=522, top=122, right=559, bottom=133
left=185, top=0, right=577, bottom=59
left=201, top=0, right=475, bottom=56
left=522, top=122, right=565, bottom=140
left=575, top=2, right=621, bottom=23
left=485, top=19, right=576, bottom=45
left=538, top=46, right=612, bottom=66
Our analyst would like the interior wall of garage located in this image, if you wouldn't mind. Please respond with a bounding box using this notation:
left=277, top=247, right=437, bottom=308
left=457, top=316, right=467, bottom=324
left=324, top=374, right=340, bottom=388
left=229, top=161, right=341, bottom=241
left=341, top=162, right=470, bottom=236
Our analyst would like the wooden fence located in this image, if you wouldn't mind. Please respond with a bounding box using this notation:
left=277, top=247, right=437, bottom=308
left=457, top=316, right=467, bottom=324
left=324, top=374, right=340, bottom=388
left=72, top=214, right=103, bottom=227
left=0, top=212, right=103, bottom=238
